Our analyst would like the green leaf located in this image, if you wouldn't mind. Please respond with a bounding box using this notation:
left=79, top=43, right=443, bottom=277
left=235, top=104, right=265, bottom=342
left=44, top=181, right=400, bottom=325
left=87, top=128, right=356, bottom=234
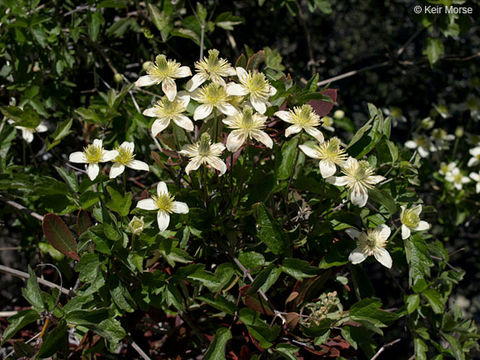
left=422, top=289, right=444, bottom=314
left=276, top=136, right=299, bottom=180
left=149, top=4, right=172, bottom=41
left=405, top=234, right=434, bottom=287
left=275, top=343, right=300, bottom=360
left=1, top=105, right=40, bottom=128
left=442, top=333, right=465, bottom=360
left=75, top=253, right=102, bottom=283
left=238, top=251, right=265, bottom=270
left=423, top=38, right=444, bottom=66
left=414, top=337, right=428, bottom=360
left=77, top=210, right=91, bottom=235
left=55, top=166, right=78, bottom=193
left=22, top=267, right=45, bottom=312
left=46, top=119, right=72, bottom=150
left=106, top=186, right=132, bottom=217
left=109, top=277, right=136, bottom=312
left=248, top=264, right=282, bottom=294
left=406, top=294, right=420, bottom=314
left=89, top=12, right=104, bottom=42
left=253, top=203, right=290, bottom=256
left=42, top=213, right=80, bottom=261
left=239, top=308, right=280, bottom=349
left=1, top=310, right=41, bottom=345
left=37, top=320, right=68, bottom=358
left=197, top=294, right=236, bottom=315
left=350, top=298, right=399, bottom=327
left=203, top=327, right=232, bottom=360
left=281, top=258, right=318, bottom=280
left=368, top=188, right=397, bottom=215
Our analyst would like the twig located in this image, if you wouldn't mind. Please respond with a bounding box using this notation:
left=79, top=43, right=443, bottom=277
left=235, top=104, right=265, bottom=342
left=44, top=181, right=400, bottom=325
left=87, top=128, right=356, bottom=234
left=0, top=197, right=44, bottom=221
left=316, top=61, right=389, bottom=87
left=370, top=338, right=401, bottom=360
left=36, top=264, right=63, bottom=312
left=0, top=247, right=20, bottom=251
left=295, top=0, right=316, bottom=74
left=0, top=311, right=18, bottom=317
left=200, top=24, right=205, bottom=60
left=0, top=264, right=70, bottom=295
left=130, top=339, right=152, bottom=360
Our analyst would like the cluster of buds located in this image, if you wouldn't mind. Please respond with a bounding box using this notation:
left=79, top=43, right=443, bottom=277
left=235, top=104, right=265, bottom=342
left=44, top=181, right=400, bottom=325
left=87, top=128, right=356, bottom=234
left=302, top=291, right=343, bottom=327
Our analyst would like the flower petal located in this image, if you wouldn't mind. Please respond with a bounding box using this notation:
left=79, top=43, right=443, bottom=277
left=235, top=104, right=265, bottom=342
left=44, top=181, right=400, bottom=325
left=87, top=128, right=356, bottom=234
left=100, top=150, right=119, bottom=162
left=305, top=127, right=324, bottom=142
left=86, top=164, right=100, bottom=181
left=127, top=160, right=150, bottom=171
left=285, top=125, right=302, bottom=137
left=194, top=104, right=213, bottom=120
left=401, top=224, right=411, bottom=239
left=405, top=140, right=417, bottom=149
left=175, top=66, right=192, bottom=78
left=21, top=129, right=34, bottom=143
left=172, top=201, right=189, bottom=214
left=349, top=247, right=367, bottom=264
left=250, top=97, right=267, bottom=114
left=226, top=130, right=246, bottom=152
left=251, top=130, right=273, bottom=149
left=376, top=224, right=391, bottom=241
left=415, top=221, right=430, bottom=231
left=216, top=103, right=238, bottom=116
left=226, top=83, right=248, bottom=96
left=137, top=198, right=157, bottom=211
left=351, top=187, right=368, bottom=207
left=173, top=115, right=194, bottom=131
left=185, top=157, right=203, bottom=174
left=109, top=163, right=125, bottom=179
left=157, top=211, right=170, bottom=232
left=345, top=228, right=361, bottom=240
left=235, top=67, right=248, bottom=82
left=367, top=175, right=385, bottom=185
left=121, top=141, right=135, bottom=152
left=157, top=181, right=169, bottom=196
left=69, top=151, right=87, bottom=163
left=206, top=156, right=227, bottom=175
left=36, top=123, right=48, bottom=133
left=274, top=110, right=292, bottom=123
left=143, top=107, right=159, bottom=118
left=326, top=176, right=349, bottom=186
left=162, top=78, right=177, bottom=101
left=299, top=144, right=319, bottom=159
left=186, top=73, right=207, bottom=92
left=93, top=139, right=103, bottom=148
left=135, top=75, right=158, bottom=87
left=319, top=160, right=337, bottom=178
left=374, top=248, right=392, bottom=268
left=152, top=119, right=170, bottom=136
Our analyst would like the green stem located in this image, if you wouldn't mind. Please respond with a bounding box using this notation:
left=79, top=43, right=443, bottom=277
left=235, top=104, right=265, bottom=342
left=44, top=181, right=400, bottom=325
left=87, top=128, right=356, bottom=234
left=235, top=140, right=250, bottom=209
left=122, top=171, right=127, bottom=195
left=284, top=135, right=301, bottom=205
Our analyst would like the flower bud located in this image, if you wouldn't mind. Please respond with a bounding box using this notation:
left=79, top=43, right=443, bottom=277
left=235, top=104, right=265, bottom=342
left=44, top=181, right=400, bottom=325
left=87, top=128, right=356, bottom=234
left=142, top=61, right=154, bottom=71
left=114, top=73, right=123, bottom=84
left=129, top=216, right=145, bottom=235
left=455, top=126, right=464, bottom=138
left=333, top=110, right=345, bottom=120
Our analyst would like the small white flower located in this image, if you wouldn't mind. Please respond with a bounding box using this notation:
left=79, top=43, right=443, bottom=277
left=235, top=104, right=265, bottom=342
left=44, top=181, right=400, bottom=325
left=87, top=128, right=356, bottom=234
left=136, top=182, right=189, bottom=232
left=69, top=139, right=118, bottom=181
left=405, top=135, right=436, bottom=158
left=179, top=133, right=227, bottom=175
left=223, top=106, right=273, bottom=152
left=129, top=216, right=145, bottom=235
left=226, top=67, right=276, bottom=114
left=109, top=142, right=149, bottom=179
left=469, top=172, right=480, bottom=193
left=186, top=49, right=236, bottom=91
left=299, top=137, right=347, bottom=178
left=446, top=168, right=470, bottom=190
left=135, top=55, right=191, bottom=101
left=431, top=128, right=455, bottom=150
left=467, top=146, right=480, bottom=167
left=143, top=93, right=193, bottom=136
left=400, top=205, right=430, bottom=239
left=190, top=83, right=238, bottom=120
left=327, top=157, right=385, bottom=207
left=439, top=162, right=457, bottom=176
left=275, top=104, right=324, bottom=142
left=383, top=107, right=406, bottom=127
left=10, top=122, right=48, bottom=143
left=346, top=225, right=392, bottom=268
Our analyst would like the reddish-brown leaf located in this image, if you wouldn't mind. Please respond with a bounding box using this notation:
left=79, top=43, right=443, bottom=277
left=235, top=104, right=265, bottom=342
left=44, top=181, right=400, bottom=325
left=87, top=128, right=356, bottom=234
left=308, top=88, right=338, bottom=117
left=42, top=213, right=79, bottom=261
left=76, top=210, right=91, bottom=236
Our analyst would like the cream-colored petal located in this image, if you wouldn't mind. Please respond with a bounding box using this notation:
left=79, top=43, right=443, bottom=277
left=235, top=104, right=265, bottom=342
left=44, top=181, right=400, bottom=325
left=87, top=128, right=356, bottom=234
left=152, top=119, right=170, bottom=136
left=319, top=160, right=336, bottom=178
left=235, top=67, right=248, bottom=82
left=173, top=115, right=194, bottom=131
left=157, top=211, right=170, bottom=232
left=206, top=156, right=227, bottom=175
left=216, top=103, right=238, bottom=116
left=100, top=150, right=119, bottom=162
left=351, top=187, right=368, bottom=207
left=137, top=198, right=157, bottom=211
left=345, top=228, right=361, bottom=240
left=374, top=248, right=392, bottom=268
left=127, top=160, right=149, bottom=171
left=175, top=66, right=192, bottom=78
left=186, top=73, right=207, bottom=92
left=86, top=163, right=100, bottom=181
left=285, top=125, right=302, bottom=137
left=226, top=83, right=248, bottom=96
left=274, top=110, right=292, bottom=123
left=172, top=201, right=189, bottom=214
left=251, top=130, right=273, bottom=149
left=121, top=141, right=135, bottom=152
left=157, top=181, right=169, bottom=196
left=367, top=175, right=385, bottom=185
left=36, top=123, right=48, bottom=133
left=109, top=163, right=125, bottom=179
left=69, top=151, right=87, bottom=163
left=143, top=107, right=159, bottom=118
left=250, top=97, right=267, bottom=114
left=210, top=143, right=226, bottom=153
left=185, top=157, right=203, bottom=174
left=93, top=139, right=103, bottom=148
left=349, top=247, right=367, bottom=264
left=405, top=140, right=417, bottom=149
left=326, top=176, right=349, bottom=186
left=299, top=144, right=319, bottom=159
left=226, top=130, right=246, bottom=152
left=415, top=221, right=430, bottom=231
left=305, top=127, right=324, bottom=142
left=412, top=204, right=422, bottom=216
left=401, top=224, right=411, bottom=239
left=162, top=78, right=177, bottom=101
left=377, top=224, right=391, bottom=241
left=135, top=75, right=158, bottom=87
left=21, top=129, right=34, bottom=143
left=177, top=92, right=191, bottom=107
left=194, top=104, right=213, bottom=120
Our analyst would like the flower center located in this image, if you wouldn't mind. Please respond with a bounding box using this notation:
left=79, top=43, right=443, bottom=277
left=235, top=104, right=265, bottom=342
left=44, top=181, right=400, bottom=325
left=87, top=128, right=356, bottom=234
left=198, top=133, right=212, bottom=156
left=293, top=105, right=319, bottom=127
left=403, top=210, right=420, bottom=228
left=148, top=55, right=179, bottom=80
left=153, top=193, right=175, bottom=213
left=201, top=83, right=228, bottom=105
left=157, top=98, right=184, bottom=118
left=246, top=73, right=270, bottom=100
left=115, top=146, right=134, bottom=165
left=317, top=137, right=346, bottom=163
left=240, top=106, right=255, bottom=131
left=454, top=173, right=463, bottom=184
left=84, top=144, right=103, bottom=164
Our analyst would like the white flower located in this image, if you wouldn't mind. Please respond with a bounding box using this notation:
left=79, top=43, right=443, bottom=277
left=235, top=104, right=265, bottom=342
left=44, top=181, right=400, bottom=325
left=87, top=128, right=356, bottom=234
left=226, top=67, right=276, bottom=114
left=186, top=49, right=236, bottom=91
left=179, top=133, right=227, bottom=175
left=275, top=104, right=324, bottom=142
left=400, top=205, right=430, bottom=239
left=405, top=135, right=436, bottom=158
left=143, top=93, right=193, bottom=136
left=469, top=172, right=480, bottom=193
left=135, top=55, right=191, bottom=101
left=299, top=137, right=347, bottom=178
left=346, top=225, right=392, bottom=268
left=321, top=116, right=335, bottom=132
left=223, top=106, right=273, bottom=152
left=383, top=107, right=406, bottom=127
left=439, top=162, right=457, bottom=176
left=190, top=83, right=238, bottom=120
left=136, top=182, right=189, bottom=232
left=69, top=139, right=118, bottom=181
left=446, top=168, right=470, bottom=190
left=467, top=146, right=480, bottom=167
left=431, top=128, right=455, bottom=150
left=11, top=122, right=48, bottom=143
left=327, top=157, right=385, bottom=207
left=109, top=142, right=149, bottom=179
left=129, top=216, right=145, bottom=235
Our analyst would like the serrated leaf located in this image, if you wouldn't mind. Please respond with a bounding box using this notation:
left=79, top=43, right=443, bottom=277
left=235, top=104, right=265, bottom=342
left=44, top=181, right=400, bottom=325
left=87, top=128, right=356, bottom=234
left=204, top=327, right=232, bottom=360
left=42, top=213, right=79, bottom=261
left=106, top=186, right=132, bottom=217
left=1, top=310, right=41, bottom=345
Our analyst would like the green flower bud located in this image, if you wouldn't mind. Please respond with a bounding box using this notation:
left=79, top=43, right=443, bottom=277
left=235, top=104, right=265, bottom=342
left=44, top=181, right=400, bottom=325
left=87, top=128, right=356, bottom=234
left=129, top=216, right=145, bottom=235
